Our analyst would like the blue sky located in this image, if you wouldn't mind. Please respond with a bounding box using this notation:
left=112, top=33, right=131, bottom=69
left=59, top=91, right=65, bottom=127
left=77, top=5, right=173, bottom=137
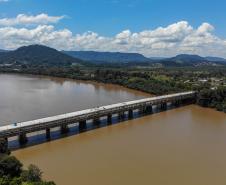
left=0, top=0, right=226, bottom=57
left=1, top=0, right=226, bottom=36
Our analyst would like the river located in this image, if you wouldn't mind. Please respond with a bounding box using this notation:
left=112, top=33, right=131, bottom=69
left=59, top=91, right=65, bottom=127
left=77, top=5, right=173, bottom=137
left=0, top=74, right=226, bottom=185
left=0, top=74, right=149, bottom=125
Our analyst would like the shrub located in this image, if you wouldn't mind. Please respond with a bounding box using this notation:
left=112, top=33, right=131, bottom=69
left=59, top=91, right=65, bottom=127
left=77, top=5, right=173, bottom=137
left=0, top=156, right=22, bottom=177
left=21, top=165, right=42, bottom=183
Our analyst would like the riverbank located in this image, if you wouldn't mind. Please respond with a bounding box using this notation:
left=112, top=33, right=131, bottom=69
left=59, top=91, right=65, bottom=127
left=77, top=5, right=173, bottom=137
left=0, top=66, right=190, bottom=95
left=0, top=66, right=225, bottom=113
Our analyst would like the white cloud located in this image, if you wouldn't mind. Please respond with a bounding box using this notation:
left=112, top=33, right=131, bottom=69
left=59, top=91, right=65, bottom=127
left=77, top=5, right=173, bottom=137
left=0, top=13, right=65, bottom=26
left=0, top=25, right=74, bottom=49
left=0, top=18, right=226, bottom=58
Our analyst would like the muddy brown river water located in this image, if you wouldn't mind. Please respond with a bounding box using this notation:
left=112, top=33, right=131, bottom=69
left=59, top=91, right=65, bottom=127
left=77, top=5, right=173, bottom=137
left=1, top=74, right=226, bottom=185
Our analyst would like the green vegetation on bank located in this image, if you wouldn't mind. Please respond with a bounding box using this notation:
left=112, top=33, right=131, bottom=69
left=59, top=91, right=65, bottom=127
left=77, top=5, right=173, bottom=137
left=197, top=87, right=226, bottom=112
left=0, top=65, right=226, bottom=113
left=0, top=153, right=55, bottom=185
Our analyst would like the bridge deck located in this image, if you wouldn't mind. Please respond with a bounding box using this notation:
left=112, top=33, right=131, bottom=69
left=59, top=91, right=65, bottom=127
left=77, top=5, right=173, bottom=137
left=0, top=91, right=195, bottom=138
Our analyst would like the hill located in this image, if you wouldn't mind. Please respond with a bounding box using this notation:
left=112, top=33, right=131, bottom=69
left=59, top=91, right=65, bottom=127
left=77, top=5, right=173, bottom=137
left=64, top=51, right=226, bottom=67
left=158, top=54, right=226, bottom=67
left=0, top=49, right=8, bottom=53
left=205, top=56, right=226, bottom=62
left=63, top=51, right=151, bottom=63
left=0, top=45, right=84, bottom=66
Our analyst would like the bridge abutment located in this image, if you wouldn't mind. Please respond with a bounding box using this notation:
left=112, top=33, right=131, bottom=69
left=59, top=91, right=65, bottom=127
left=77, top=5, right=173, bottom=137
left=182, top=97, right=196, bottom=104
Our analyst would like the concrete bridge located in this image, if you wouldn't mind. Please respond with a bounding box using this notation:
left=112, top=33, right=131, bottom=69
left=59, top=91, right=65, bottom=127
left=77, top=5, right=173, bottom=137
left=0, top=91, right=196, bottom=152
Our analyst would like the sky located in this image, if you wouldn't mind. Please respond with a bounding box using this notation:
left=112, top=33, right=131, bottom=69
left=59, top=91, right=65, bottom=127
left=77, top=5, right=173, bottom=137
left=0, top=0, right=226, bottom=57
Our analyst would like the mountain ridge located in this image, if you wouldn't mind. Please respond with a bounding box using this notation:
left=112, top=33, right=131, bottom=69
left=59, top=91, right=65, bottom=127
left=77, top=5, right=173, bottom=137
left=63, top=50, right=226, bottom=66
left=0, top=45, right=84, bottom=66
left=63, top=50, right=151, bottom=63
left=0, top=45, right=225, bottom=67
left=159, top=54, right=226, bottom=66
left=205, top=56, right=226, bottom=62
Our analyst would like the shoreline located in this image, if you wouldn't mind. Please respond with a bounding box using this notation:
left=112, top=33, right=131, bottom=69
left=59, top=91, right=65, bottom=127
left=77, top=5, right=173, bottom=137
left=0, top=71, right=154, bottom=96
left=0, top=71, right=225, bottom=113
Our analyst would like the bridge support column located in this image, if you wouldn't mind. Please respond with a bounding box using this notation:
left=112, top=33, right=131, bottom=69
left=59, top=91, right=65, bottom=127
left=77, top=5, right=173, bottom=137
left=183, top=97, right=195, bottom=105
left=46, top=128, right=51, bottom=139
left=174, top=100, right=181, bottom=107
left=145, top=105, right=153, bottom=114
left=61, top=124, right=69, bottom=134
left=118, top=112, right=125, bottom=120
left=19, top=133, right=28, bottom=145
left=93, top=118, right=100, bottom=125
left=107, top=114, right=112, bottom=124
left=173, top=101, right=177, bottom=107
left=139, top=106, right=146, bottom=114
left=191, top=98, right=196, bottom=104
left=181, top=98, right=187, bottom=104
left=79, top=121, right=87, bottom=131
left=160, top=102, right=167, bottom=110
left=128, top=109, right=133, bottom=119
left=0, top=138, right=9, bottom=154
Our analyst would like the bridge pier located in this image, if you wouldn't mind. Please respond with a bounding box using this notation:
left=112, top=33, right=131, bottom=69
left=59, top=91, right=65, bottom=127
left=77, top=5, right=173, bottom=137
left=118, top=112, right=125, bottom=120
left=93, top=118, right=101, bottom=125
left=79, top=121, right=87, bottom=131
left=128, top=109, right=133, bottom=119
left=0, top=138, right=8, bottom=154
left=182, top=97, right=196, bottom=104
left=46, top=128, right=51, bottom=139
left=145, top=105, right=153, bottom=114
left=139, top=106, right=146, bottom=114
left=107, top=114, right=112, bottom=124
left=191, top=98, right=196, bottom=104
left=160, top=102, right=167, bottom=110
left=173, top=100, right=181, bottom=107
left=181, top=98, right=187, bottom=104
left=19, top=133, right=28, bottom=145
left=61, top=124, right=69, bottom=134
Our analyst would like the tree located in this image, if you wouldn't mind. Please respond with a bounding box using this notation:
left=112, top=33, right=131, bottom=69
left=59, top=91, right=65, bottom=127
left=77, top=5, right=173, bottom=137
left=0, top=138, right=9, bottom=154
left=21, top=164, right=42, bottom=182
left=0, top=156, right=22, bottom=177
left=0, top=155, right=55, bottom=185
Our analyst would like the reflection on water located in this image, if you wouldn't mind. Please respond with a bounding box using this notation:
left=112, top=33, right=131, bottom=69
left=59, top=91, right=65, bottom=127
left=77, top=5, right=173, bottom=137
left=0, top=74, right=149, bottom=125
left=2, top=74, right=226, bottom=185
